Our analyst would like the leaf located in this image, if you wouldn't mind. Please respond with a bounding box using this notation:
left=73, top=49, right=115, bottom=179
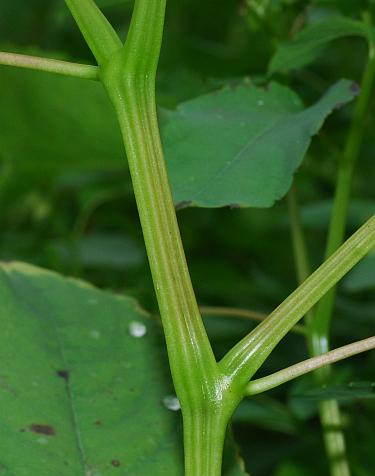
left=0, top=262, right=246, bottom=475
left=162, top=79, right=357, bottom=209
left=269, top=16, right=372, bottom=74
left=291, top=381, right=375, bottom=402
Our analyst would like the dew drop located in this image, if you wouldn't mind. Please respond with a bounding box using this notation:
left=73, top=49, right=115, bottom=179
left=129, top=321, right=147, bottom=338
left=163, top=395, right=181, bottom=411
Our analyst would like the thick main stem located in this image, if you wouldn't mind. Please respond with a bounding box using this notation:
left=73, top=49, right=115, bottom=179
left=183, top=409, right=228, bottom=476
left=100, top=3, right=229, bottom=475
left=106, top=70, right=218, bottom=396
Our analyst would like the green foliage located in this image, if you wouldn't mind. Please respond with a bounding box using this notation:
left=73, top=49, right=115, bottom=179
left=0, top=1, right=374, bottom=475
left=162, top=80, right=357, bottom=208
left=0, top=262, right=246, bottom=476
left=269, top=16, right=372, bottom=74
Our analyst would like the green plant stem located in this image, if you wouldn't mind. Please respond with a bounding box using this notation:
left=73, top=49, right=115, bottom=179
left=308, top=24, right=375, bottom=476
left=220, top=215, right=375, bottom=390
left=245, top=336, right=375, bottom=396
left=200, top=305, right=305, bottom=335
left=287, top=184, right=352, bottom=476
left=311, top=42, right=375, bottom=358
left=183, top=409, right=229, bottom=476
left=98, top=2, right=234, bottom=474
left=65, top=0, right=121, bottom=65
left=0, top=51, right=99, bottom=80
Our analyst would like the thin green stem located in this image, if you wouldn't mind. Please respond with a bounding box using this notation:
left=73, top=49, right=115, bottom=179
left=288, top=183, right=352, bottom=476
left=65, top=0, right=122, bottom=65
left=200, top=305, right=305, bottom=335
left=311, top=18, right=375, bottom=358
left=245, top=336, right=375, bottom=396
left=0, top=51, right=99, bottom=80
left=308, top=18, right=375, bottom=476
left=220, top=215, right=375, bottom=390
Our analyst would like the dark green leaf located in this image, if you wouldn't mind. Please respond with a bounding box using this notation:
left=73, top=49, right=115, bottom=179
left=0, top=262, right=246, bottom=475
left=269, top=16, right=372, bottom=74
left=162, top=80, right=357, bottom=209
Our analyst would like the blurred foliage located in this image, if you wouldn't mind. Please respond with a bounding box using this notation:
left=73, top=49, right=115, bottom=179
left=0, top=0, right=374, bottom=475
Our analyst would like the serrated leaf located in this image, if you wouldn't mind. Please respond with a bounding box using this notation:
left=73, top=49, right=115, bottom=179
left=269, top=16, right=372, bottom=74
left=0, top=262, right=246, bottom=475
left=162, top=79, right=357, bottom=209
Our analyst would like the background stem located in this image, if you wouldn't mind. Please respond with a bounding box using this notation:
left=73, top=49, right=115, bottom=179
left=219, top=215, right=375, bottom=387
left=307, top=18, right=375, bottom=476
left=200, top=305, right=305, bottom=335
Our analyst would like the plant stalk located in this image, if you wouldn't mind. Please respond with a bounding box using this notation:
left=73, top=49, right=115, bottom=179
left=220, top=215, right=375, bottom=389
left=99, top=2, right=233, bottom=474
left=0, top=51, right=99, bottom=80
left=308, top=20, right=375, bottom=476
left=245, top=336, right=375, bottom=396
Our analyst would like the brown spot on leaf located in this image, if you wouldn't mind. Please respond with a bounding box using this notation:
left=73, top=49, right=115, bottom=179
left=111, top=460, right=121, bottom=467
left=57, top=370, right=70, bottom=381
left=350, top=82, right=360, bottom=95
left=94, top=420, right=102, bottom=427
left=30, top=424, right=56, bottom=436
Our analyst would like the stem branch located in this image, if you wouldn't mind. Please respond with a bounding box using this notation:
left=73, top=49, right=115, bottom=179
left=245, top=336, right=375, bottom=396
left=220, top=215, right=375, bottom=389
left=0, top=51, right=99, bottom=80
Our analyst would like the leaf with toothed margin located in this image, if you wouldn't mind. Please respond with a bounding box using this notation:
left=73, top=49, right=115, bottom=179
left=161, top=79, right=357, bottom=209
left=0, top=261, right=247, bottom=476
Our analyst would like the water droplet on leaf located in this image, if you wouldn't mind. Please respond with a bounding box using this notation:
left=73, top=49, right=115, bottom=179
left=129, top=321, right=147, bottom=338
left=163, top=395, right=181, bottom=411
